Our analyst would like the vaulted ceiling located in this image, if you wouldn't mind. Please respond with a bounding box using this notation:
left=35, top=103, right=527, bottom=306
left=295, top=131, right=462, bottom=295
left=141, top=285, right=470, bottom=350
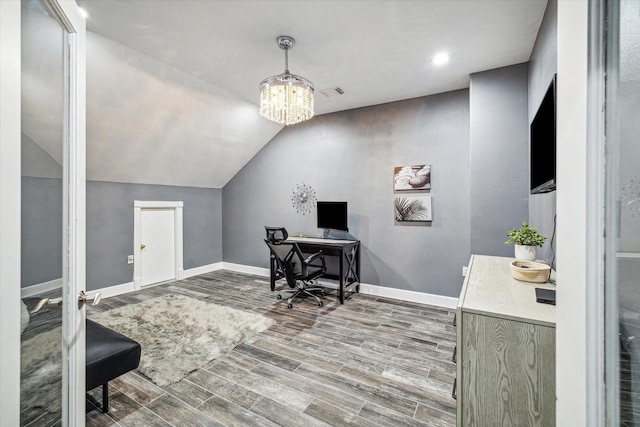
left=25, top=0, right=548, bottom=188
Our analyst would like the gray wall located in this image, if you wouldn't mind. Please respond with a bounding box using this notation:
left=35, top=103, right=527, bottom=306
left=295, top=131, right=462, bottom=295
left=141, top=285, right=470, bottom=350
left=21, top=179, right=222, bottom=291
left=528, top=0, right=558, bottom=266
left=223, top=91, right=471, bottom=298
left=21, top=177, right=62, bottom=287
left=469, top=63, right=530, bottom=257
left=86, top=181, right=222, bottom=290
left=21, top=134, right=62, bottom=179
left=22, top=4, right=557, bottom=296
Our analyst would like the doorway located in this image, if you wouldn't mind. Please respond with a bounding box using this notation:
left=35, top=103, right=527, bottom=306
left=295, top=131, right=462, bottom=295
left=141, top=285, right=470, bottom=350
left=133, top=201, right=184, bottom=289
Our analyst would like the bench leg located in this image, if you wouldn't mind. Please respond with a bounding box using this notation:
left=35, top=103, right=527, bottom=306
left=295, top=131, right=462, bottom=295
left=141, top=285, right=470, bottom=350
left=102, top=383, right=109, bottom=413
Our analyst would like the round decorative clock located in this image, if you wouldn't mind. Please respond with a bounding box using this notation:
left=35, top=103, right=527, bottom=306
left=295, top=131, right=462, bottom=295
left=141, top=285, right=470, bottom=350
left=291, top=182, right=316, bottom=215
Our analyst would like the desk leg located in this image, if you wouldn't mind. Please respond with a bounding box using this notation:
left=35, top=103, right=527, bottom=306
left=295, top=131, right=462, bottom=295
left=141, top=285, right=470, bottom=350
left=343, top=244, right=360, bottom=296
left=356, top=245, right=360, bottom=293
left=339, top=249, right=345, bottom=304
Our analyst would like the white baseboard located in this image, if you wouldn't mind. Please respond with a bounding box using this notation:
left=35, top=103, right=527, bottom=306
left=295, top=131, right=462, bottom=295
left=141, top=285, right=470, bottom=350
left=94, top=264, right=223, bottom=300
left=183, top=262, right=224, bottom=278
left=221, top=262, right=270, bottom=277
left=21, top=278, right=135, bottom=300
left=93, top=281, right=136, bottom=299
left=222, top=263, right=458, bottom=309
left=359, top=283, right=458, bottom=309
left=30, top=263, right=458, bottom=309
left=21, top=278, right=62, bottom=298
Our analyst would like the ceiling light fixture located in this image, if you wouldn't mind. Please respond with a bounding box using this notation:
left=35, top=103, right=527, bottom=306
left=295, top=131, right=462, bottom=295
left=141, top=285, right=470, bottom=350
left=432, top=53, right=450, bottom=65
left=259, top=36, right=314, bottom=126
left=78, top=7, right=89, bottom=19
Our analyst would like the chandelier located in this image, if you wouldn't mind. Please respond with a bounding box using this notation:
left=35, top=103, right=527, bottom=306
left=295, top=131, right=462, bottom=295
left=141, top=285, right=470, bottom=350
left=259, top=36, right=314, bottom=126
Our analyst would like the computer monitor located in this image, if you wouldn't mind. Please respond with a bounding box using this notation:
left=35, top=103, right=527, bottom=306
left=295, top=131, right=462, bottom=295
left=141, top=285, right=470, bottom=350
left=316, top=201, right=348, bottom=232
left=530, top=75, right=556, bottom=194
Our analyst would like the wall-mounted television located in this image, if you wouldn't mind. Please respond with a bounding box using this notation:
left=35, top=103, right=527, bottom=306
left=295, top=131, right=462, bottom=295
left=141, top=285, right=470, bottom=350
left=530, top=75, right=557, bottom=194
left=317, top=201, right=348, bottom=231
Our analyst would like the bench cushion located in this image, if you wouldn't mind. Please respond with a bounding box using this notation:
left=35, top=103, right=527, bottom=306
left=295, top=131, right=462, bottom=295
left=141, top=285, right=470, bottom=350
left=86, top=319, right=141, bottom=391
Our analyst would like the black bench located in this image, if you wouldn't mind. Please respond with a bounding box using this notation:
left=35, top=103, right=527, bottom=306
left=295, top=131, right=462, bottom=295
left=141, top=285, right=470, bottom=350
left=86, top=319, right=141, bottom=413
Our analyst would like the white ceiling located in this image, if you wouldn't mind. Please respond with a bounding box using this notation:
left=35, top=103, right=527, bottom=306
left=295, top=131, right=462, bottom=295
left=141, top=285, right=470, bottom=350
left=37, top=1, right=548, bottom=188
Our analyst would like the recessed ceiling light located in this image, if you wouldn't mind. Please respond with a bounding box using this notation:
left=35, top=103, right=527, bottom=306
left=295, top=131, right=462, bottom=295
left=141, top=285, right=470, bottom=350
left=432, top=53, right=450, bottom=65
left=78, top=7, right=89, bottom=19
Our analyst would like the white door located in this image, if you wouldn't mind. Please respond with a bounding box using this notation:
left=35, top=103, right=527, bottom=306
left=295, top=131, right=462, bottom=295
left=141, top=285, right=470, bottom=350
left=140, top=208, right=177, bottom=286
left=1, top=1, right=87, bottom=426
left=133, top=201, right=184, bottom=289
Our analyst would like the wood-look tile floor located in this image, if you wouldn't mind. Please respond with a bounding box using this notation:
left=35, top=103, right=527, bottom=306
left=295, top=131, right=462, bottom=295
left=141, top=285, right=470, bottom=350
left=46, top=270, right=458, bottom=426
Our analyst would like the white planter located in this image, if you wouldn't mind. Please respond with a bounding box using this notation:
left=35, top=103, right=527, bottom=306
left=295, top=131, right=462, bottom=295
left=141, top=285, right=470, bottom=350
left=514, top=244, right=537, bottom=261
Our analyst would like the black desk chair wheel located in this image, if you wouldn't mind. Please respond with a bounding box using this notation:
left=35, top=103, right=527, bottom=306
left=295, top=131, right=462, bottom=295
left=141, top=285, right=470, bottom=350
left=264, top=226, right=327, bottom=308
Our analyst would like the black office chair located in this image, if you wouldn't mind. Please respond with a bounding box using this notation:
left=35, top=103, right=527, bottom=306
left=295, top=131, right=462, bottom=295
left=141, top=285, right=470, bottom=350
left=264, top=226, right=327, bottom=308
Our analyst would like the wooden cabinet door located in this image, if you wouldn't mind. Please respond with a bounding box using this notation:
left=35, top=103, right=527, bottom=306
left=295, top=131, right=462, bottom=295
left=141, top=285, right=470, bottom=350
left=461, top=312, right=556, bottom=426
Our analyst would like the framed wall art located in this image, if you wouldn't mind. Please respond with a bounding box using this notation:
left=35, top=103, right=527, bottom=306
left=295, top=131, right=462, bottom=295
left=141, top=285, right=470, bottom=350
left=394, top=195, right=432, bottom=222
left=393, top=165, right=431, bottom=191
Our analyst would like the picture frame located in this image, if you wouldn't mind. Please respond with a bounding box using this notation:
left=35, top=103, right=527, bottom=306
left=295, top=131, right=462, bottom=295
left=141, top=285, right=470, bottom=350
left=393, top=165, right=431, bottom=191
left=394, top=195, right=432, bottom=222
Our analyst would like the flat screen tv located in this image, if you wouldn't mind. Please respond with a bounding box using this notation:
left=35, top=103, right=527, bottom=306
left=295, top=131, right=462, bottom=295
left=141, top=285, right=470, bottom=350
left=530, top=76, right=557, bottom=194
left=317, top=201, right=348, bottom=232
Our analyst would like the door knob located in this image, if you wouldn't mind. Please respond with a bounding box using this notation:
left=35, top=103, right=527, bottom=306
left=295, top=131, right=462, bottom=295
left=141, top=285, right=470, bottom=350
left=141, top=243, right=146, bottom=249
left=32, top=291, right=102, bottom=313
left=78, top=290, right=102, bottom=308
left=30, top=297, right=62, bottom=314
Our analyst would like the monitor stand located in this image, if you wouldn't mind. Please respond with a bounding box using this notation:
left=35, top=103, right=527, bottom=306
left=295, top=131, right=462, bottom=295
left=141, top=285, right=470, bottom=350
left=321, top=229, right=352, bottom=240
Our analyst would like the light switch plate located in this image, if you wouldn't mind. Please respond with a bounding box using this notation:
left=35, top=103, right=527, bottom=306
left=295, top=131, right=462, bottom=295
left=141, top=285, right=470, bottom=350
left=127, top=255, right=134, bottom=264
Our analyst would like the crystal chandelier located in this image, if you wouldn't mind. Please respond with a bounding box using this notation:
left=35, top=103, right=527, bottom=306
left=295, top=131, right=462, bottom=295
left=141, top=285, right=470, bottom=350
left=259, top=36, right=314, bottom=126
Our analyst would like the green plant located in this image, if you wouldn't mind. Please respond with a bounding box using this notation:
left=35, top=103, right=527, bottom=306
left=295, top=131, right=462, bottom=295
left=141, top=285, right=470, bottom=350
left=504, top=222, right=547, bottom=247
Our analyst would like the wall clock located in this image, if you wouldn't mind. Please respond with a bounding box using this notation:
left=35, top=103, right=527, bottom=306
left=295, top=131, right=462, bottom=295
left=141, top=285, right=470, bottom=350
left=291, top=182, right=316, bottom=215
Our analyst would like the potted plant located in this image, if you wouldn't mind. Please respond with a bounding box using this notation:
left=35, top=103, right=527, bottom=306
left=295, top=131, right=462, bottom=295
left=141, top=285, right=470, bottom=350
left=505, top=221, right=547, bottom=261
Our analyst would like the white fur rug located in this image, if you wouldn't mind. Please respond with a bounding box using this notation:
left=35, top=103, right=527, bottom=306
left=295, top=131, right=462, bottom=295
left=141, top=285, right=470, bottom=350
left=89, top=293, right=275, bottom=386
left=21, top=325, right=64, bottom=415
left=20, top=294, right=274, bottom=416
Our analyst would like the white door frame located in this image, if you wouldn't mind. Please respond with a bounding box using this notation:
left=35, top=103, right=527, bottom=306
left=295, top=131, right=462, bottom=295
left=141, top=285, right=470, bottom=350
left=0, top=2, right=24, bottom=423
left=133, top=200, right=184, bottom=289
left=0, top=1, right=86, bottom=425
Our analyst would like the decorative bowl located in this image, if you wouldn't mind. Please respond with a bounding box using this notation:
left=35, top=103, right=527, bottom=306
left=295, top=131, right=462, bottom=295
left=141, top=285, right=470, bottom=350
left=510, top=260, right=551, bottom=283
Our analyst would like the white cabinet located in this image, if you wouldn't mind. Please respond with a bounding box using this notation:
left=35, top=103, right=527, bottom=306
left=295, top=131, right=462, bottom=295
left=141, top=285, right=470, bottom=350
left=456, top=255, right=556, bottom=426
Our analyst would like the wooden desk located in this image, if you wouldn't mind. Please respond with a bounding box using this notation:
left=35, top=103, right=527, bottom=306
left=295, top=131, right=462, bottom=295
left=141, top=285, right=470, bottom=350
left=269, top=237, right=360, bottom=304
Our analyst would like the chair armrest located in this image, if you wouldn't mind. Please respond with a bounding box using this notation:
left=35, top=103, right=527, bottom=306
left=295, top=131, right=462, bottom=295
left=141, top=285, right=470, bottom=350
left=304, top=251, right=324, bottom=265
left=303, top=252, right=326, bottom=276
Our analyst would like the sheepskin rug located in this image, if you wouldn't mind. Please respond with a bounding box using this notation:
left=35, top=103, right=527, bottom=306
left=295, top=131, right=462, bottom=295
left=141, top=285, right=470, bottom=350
left=89, top=293, right=275, bottom=386
left=20, top=293, right=274, bottom=416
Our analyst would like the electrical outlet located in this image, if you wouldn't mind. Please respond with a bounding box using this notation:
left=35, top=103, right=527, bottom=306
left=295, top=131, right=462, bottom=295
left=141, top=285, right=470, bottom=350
left=127, top=255, right=134, bottom=264
left=462, top=266, right=468, bottom=277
